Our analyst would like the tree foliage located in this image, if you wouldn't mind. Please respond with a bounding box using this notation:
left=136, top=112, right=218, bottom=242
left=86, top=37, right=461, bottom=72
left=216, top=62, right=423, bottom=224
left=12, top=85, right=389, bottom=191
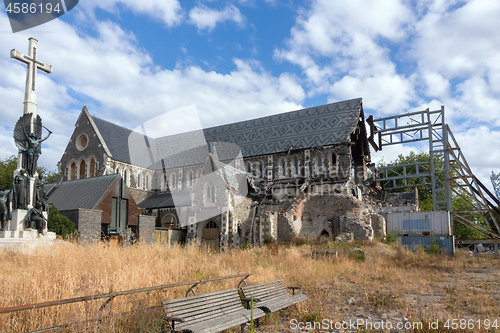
left=47, top=203, right=76, bottom=237
left=0, top=156, right=17, bottom=191
left=378, top=151, right=434, bottom=211
left=0, top=155, right=58, bottom=191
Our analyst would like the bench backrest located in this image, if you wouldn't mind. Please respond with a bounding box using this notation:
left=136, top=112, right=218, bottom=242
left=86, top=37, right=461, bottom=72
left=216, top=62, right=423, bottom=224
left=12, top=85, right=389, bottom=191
left=163, top=288, right=244, bottom=327
left=241, top=280, right=288, bottom=302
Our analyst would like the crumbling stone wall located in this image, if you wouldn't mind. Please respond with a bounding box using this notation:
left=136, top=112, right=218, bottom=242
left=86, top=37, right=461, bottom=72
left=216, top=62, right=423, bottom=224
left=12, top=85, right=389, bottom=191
left=232, top=196, right=254, bottom=244
left=273, top=192, right=388, bottom=242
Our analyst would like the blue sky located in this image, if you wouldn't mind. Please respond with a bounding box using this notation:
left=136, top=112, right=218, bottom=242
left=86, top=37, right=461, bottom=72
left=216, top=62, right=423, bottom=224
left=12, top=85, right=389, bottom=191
left=0, top=0, right=499, bottom=188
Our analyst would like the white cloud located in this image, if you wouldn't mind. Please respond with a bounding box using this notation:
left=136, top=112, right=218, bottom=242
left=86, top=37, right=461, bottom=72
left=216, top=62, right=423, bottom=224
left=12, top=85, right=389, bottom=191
left=188, top=4, right=245, bottom=31
left=414, top=0, right=500, bottom=78
left=330, top=73, right=414, bottom=113
left=79, top=0, right=183, bottom=27
left=275, top=0, right=414, bottom=114
left=421, top=71, right=450, bottom=98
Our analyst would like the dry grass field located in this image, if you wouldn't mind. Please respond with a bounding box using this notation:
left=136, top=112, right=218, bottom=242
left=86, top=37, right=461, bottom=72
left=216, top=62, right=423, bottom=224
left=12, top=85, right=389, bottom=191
left=0, top=239, right=499, bottom=332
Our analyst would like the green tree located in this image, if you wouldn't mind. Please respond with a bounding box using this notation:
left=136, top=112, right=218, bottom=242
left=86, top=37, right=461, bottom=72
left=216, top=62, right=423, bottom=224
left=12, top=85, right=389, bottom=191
left=378, top=151, right=435, bottom=210
left=0, top=155, right=17, bottom=191
left=47, top=203, right=76, bottom=237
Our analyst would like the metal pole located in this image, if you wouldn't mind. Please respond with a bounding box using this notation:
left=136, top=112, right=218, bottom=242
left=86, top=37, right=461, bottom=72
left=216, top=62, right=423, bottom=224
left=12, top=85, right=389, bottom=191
left=427, top=109, right=437, bottom=211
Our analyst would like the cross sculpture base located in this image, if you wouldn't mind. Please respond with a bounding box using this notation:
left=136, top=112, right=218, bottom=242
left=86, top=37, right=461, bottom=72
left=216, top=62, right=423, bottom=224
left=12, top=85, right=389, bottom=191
left=0, top=209, right=56, bottom=252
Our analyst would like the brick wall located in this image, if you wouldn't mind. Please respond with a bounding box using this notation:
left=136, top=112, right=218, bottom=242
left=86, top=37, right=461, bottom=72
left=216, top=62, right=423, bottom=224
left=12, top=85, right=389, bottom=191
left=60, top=208, right=102, bottom=243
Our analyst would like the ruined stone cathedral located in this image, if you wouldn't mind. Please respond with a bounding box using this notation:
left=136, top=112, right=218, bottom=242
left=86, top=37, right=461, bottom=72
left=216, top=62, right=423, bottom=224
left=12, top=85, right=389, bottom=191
left=55, top=98, right=387, bottom=248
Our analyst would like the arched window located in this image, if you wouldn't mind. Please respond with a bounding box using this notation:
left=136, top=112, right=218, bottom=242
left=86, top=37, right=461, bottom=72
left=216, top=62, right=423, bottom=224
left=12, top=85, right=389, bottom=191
left=116, top=168, right=120, bottom=174
left=293, top=157, right=299, bottom=176
left=206, top=182, right=216, bottom=204
left=330, top=153, right=337, bottom=174
left=246, top=163, right=251, bottom=174
left=169, top=173, right=177, bottom=190
left=124, top=169, right=128, bottom=186
left=187, top=170, right=193, bottom=187
left=317, top=155, right=323, bottom=175
left=259, top=162, right=263, bottom=178
left=79, top=160, right=86, bottom=179
left=145, top=175, right=149, bottom=190
left=161, top=213, right=177, bottom=229
left=137, top=173, right=142, bottom=188
left=280, top=158, right=286, bottom=178
left=70, top=162, right=76, bottom=180
left=90, top=158, right=96, bottom=177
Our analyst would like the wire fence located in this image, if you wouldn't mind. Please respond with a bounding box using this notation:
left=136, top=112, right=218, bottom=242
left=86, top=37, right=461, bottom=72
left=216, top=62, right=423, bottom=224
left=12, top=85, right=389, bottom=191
left=0, top=273, right=251, bottom=332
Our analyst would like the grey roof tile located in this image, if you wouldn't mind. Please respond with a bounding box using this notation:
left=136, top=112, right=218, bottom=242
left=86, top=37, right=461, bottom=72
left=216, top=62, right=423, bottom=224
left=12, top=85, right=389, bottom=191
left=47, top=174, right=120, bottom=211
left=138, top=191, right=192, bottom=209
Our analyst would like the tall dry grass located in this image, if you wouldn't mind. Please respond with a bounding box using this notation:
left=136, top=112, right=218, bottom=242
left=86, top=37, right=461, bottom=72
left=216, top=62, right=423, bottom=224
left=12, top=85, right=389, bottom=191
left=0, top=240, right=498, bottom=332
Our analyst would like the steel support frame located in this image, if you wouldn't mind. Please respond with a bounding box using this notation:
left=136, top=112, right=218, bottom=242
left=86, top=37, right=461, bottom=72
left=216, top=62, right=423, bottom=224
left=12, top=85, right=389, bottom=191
left=372, top=107, right=499, bottom=239
left=491, top=172, right=500, bottom=201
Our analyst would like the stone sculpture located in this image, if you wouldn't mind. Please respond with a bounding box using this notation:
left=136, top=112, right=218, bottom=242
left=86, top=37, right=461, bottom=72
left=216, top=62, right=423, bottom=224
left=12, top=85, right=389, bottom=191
left=0, top=190, right=11, bottom=230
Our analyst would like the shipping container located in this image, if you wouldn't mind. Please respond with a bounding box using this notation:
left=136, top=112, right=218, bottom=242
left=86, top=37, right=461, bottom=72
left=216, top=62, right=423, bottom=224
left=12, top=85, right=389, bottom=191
left=400, top=235, right=455, bottom=255
left=386, top=211, right=451, bottom=236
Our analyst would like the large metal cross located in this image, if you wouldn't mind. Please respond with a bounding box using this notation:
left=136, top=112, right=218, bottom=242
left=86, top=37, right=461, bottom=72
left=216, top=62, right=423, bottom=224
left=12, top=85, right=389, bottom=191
left=10, top=37, right=52, bottom=115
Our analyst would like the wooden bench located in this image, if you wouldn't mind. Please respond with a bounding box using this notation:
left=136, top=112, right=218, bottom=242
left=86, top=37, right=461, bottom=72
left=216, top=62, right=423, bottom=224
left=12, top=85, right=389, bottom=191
left=162, top=288, right=266, bottom=333
left=240, top=280, right=307, bottom=314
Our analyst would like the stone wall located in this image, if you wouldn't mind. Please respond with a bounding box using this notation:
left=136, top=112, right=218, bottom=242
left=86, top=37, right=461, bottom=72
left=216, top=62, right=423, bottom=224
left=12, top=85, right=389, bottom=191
left=274, top=193, right=387, bottom=242
left=60, top=208, right=102, bottom=243
left=232, top=196, right=254, bottom=244
left=138, top=215, right=156, bottom=244
left=57, top=107, right=107, bottom=182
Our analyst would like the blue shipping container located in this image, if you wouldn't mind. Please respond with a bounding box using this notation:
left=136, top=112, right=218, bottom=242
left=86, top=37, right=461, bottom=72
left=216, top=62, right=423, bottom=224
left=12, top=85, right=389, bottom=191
left=400, top=235, right=455, bottom=255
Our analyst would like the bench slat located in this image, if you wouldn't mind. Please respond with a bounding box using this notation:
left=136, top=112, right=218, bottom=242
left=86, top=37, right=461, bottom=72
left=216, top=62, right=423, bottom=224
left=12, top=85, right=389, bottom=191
left=163, top=288, right=262, bottom=333
left=165, top=296, right=242, bottom=315
left=241, top=280, right=307, bottom=314
left=171, top=303, right=249, bottom=326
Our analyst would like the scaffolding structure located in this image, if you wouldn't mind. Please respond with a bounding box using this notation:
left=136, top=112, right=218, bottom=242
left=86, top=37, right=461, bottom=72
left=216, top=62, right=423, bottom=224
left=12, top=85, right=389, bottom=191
left=367, top=107, right=500, bottom=239
left=491, top=172, right=500, bottom=201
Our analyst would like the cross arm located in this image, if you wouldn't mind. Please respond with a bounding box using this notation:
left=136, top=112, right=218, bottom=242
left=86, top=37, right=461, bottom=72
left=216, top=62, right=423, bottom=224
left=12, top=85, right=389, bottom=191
left=10, top=49, right=52, bottom=74
left=10, top=49, right=30, bottom=65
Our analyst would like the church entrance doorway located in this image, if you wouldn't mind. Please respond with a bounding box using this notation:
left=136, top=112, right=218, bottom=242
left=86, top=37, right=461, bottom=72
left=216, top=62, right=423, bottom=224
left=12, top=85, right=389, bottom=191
left=201, top=220, right=220, bottom=249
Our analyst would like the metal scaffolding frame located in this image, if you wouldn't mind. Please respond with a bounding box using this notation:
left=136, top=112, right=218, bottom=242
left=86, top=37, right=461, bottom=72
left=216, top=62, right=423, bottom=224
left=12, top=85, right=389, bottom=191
left=491, top=172, right=500, bottom=201
left=368, top=107, right=500, bottom=239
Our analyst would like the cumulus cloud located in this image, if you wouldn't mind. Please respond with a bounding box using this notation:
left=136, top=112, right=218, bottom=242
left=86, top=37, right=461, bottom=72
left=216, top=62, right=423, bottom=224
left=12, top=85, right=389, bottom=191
left=188, top=4, right=245, bottom=31
left=275, top=0, right=414, bottom=114
left=413, top=0, right=500, bottom=126
left=79, top=0, right=184, bottom=27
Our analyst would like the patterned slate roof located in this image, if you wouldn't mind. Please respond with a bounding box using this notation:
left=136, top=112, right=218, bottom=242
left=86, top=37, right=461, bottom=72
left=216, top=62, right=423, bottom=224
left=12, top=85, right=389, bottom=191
left=47, top=174, right=120, bottom=211
left=203, top=98, right=362, bottom=157
left=91, top=116, right=134, bottom=164
left=90, top=98, right=363, bottom=167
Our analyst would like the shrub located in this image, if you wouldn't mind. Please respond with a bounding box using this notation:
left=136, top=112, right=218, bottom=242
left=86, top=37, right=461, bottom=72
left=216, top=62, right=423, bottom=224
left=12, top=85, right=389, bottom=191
left=384, top=232, right=399, bottom=245
left=47, top=203, right=76, bottom=238
left=428, top=239, right=443, bottom=256
left=264, top=236, right=276, bottom=244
